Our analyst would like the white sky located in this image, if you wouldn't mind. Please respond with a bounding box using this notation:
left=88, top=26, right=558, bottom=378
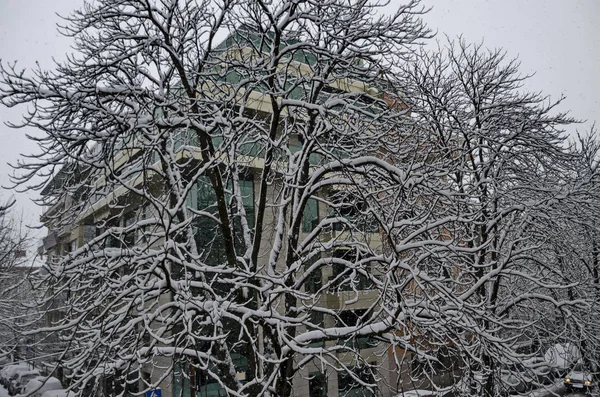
left=0, top=0, right=598, bottom=231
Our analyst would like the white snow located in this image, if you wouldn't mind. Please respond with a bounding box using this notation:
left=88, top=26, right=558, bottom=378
left=544, top=343, right=581, bottom=370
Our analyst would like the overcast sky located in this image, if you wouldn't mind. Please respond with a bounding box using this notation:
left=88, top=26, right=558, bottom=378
left=0, top=0, right=598, bottom=235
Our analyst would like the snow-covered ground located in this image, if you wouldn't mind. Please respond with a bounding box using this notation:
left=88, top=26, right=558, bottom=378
left=0, top=384, right=9, bottom=397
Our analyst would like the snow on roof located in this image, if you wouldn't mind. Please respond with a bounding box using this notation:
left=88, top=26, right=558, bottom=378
left=544, top=343, right=581, bottom=369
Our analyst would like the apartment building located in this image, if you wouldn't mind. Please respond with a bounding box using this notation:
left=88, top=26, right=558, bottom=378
left=38, top=26, right=457, bottom=397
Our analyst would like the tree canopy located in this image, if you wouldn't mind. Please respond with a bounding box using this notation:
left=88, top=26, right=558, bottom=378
left=1, top=1, right=599, bottom=397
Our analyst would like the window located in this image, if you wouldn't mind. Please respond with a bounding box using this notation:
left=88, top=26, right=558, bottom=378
left=123, top=211, right=136, bottom=247
left=195, top=368, right=226, bottom=397
left=193, top=352, right=247, bottom=397
left=194, top=176, right=255, bottom=265
left=337, top=310, right=377, bottom=350
left=304, top=255, right=322, bottom=294
left=328, top=191, right=378, bottom=233
left=232, top=178, right=255, bottom=249
left=309, top=371, right=327, bottom=397
left=302, top=198, right=319, bottom=232
left=337, top=365, right=376, bottom=397
left=330, top=249, right=373, bottom=292
left=307, top=310, right=325, bottom=348
left=83, top=224, right=96, bottom=244
left=97, top=217, right=120, bottom=248
left=137, top=204, right=153, bottom=245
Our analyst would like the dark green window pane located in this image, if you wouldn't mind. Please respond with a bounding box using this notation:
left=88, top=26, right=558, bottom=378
left=331, top=249, right=373, bottom=292
left=305, top=259, right=322, bottom=294
left=309, top=371, right=327, bottom=397
left=193, top=177, right=254, bottom=266
left=173, top=362, right=191, bottom=397
left=302, top=198, right=319, bottom=232
left=307, top=310, right=324, bottom=348
left=337, top=365, right=375, bottom=397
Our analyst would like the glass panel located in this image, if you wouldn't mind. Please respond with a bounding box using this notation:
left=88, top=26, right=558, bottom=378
left=337, top=366, right=375, bottom=397
left=238, top=179, right=255, bottom=225
left=123, top=212, right=136, bottom=246
left=309, top=372, right=327, bottom=397
left=302, top=198, right=319, bottom=233
left=336, top=310, right=377, bottom=350
left=304, top=258, right=322, bottom=294
left=307, top=310, right=324, bottom=348
left=193, top=177, right=254, bottom=266
left=173, top=362, right=191, bottom=397
left=328, top=192, right=379, bottom=233
left=331, top=250, right=373, bottom=291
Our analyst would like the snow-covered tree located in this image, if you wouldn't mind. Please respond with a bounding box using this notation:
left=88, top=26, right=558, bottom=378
left=0, top=199, right=29, bottom=271
left=0, top=199, right=33, bottom=356
left=532, top=130, right=600, bottom=375
left=1, top=1, right=596, bottom=397
left=0, top=1, right=443, bottom=396
left=399, top=40, right=588, bottom=396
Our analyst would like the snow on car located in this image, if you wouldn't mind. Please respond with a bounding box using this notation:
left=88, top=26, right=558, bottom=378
left=23, top=377, right=63, bottom=397
left=0, top=365, right=29, bottom=387
left=10, top=370, right=40, bottom=395
left=545, top=343, right=581, bottom=374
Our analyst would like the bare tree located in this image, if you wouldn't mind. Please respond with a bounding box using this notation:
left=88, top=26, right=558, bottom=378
left=399, top=40, right=588, bottom=396
left=0, top=1, right=441, bottom=396
left=1, top=1, right=595, bottom=397
left=532, top=130, right=600, bottom=377
left=0, top=199, right=33, bottom=357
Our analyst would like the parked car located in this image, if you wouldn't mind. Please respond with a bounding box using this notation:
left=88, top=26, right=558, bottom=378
left=0, top=365, right=30, bottom=388
left=22, top=376, right=63, bottom=397
left=564, top=362, right=593, bottom=392
left=9, top=369, right=40, bottom=395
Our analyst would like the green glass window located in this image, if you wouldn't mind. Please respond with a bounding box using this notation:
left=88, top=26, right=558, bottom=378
left=304, top=259, right=322, bottom=294
left=123, top=211, right=136, bottom=247
left=337, top=365, right=376, bottom=397
left=307, top=310, right=324, bottom=348
left=237, top=179, right=255, bottom=225
left=193, top=176, right=255, bottom=266
left=331, top=250, right=373, bottom=292
left=302, top=198, right=319, bottom=233
left=336, top=310, right=377, bottom=351
left=309, top=371, right=327, bottom=397
left=173, top=362, right=191, bottom=397
left=195, top=178, right=227, bottom=265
